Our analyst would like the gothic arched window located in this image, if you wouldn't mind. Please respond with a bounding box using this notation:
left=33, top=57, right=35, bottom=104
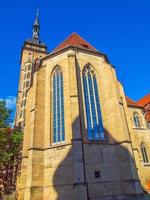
left=52, top=66, right=65, bottom=143
left=82, top=65, right=104, bottom=140
left=141, top=143, right=149, bottom=163
left=133, top=112, right=141, bottom=128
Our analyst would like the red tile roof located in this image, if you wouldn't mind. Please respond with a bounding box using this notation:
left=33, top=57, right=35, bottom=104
left=137, top=94, right=150, bottom=122
left=126, top=96, right=143, bottom=108
left=53, top=32, right=97, bottom=52
left=137, top=94, right=150, bottom=106
left=126, top=96, right=136, bottom=105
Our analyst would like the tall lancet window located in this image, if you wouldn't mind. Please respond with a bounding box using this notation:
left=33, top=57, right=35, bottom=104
left=133, top=112, right=141, bottom=128
left=52, top=66, right=65, bottom=143
left=83, top=65, right=105, bottom=140
left=141, top=143, right=149, bottom=164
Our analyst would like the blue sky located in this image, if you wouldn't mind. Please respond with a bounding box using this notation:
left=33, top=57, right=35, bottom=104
left=0, top=0, right=150, bottom=112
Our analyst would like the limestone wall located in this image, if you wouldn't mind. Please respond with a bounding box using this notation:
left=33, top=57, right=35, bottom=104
left=17, top=48, right=145, bottom=200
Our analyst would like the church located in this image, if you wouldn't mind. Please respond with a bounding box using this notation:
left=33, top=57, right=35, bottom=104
left=15, top=13, right=150, bottom=200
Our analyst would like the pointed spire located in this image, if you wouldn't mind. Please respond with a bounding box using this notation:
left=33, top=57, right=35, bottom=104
left=32, top=10, right=40, bottom=44
left=34, top=9, right=40, bottom=27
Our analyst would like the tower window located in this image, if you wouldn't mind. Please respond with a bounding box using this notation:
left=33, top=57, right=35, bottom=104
left=26, top=81, right=30, bottom=88
left=24, top=66, right=27, bottom=72
left=21, top=101, right=24, bottom=108
left=133, top=113, right=141, bottom=128
left=82, top=65, right=105, bottom=140
left=28, top=65, right=32, bottom=70
left=24, top=100, right=26, bottom=107
left=141, top=143, right=149, bottom=164
left=23, top=82, right=26, bottom=89
left=24, top=74, right=26, bottom=80
left=51, top=66, right=65, bottom=143
left=27, top=72, right=30, bottom=79
left=22, top=91, right=25, bottom=98
left=20, top=110, right=22, bottom=118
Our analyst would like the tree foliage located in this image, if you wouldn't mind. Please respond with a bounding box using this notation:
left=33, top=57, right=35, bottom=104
left=0, top=101, right=12, bottom=128
left=0, top=100, right=23, bottom=199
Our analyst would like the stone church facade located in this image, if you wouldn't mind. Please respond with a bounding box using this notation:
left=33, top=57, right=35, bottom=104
left=15, top=13, right=150, bottom=200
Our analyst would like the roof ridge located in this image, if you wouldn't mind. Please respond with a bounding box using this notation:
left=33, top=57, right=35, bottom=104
left=137, top=93, right=150, bottom=101
left=52, top=33, right=73, bottom=52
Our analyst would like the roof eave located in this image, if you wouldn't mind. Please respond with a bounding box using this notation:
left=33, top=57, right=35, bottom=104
left=25, top=40, right=48, bottom=49
left=40, top=45, right=111, bottom=65
left=127, top=104, right=144, bottom=109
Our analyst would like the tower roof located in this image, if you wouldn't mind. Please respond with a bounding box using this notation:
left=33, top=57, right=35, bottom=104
left=25, top=11, right=47, bottom=48
left=32, top=11, right=40, bottom=44
left=33, top=11, right=40, bottom=27
left=53, top=32, right=97, bottom=52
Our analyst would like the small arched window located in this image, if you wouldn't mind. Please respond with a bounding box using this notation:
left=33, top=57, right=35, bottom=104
left=82, top=65, right=104, bottom=140
left=133, top=112, right=141, bottom=128
left=147, top=122, right=150, bottom=129
left=141, top=143, right=149, bottom=163
left=51, top=66, right=65, bottom=143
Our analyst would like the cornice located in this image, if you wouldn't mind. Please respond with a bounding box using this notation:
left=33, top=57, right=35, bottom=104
left=40, top=46, right=111, bottom=65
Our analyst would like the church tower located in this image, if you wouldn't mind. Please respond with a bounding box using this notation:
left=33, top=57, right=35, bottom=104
left=15, top=12, right=47, bottom=128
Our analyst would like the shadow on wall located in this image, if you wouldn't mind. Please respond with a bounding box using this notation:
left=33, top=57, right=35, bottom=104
left=52, top=117, right=150, bottom=200
left=52, top=59, right=150, bottom=200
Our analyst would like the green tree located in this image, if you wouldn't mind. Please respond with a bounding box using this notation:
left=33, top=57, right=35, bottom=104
left=0, top=101, right=12, bottom=128
left=0, top=100, right=23, bottom=199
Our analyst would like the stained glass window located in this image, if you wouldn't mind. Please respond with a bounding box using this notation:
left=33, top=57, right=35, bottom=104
left=52, top=66, right=65, bottom=143
left=83, top=65, right=105, bottom=140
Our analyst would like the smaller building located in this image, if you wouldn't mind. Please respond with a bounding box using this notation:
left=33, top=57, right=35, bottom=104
left=125, top=95, right=150, bottom=194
